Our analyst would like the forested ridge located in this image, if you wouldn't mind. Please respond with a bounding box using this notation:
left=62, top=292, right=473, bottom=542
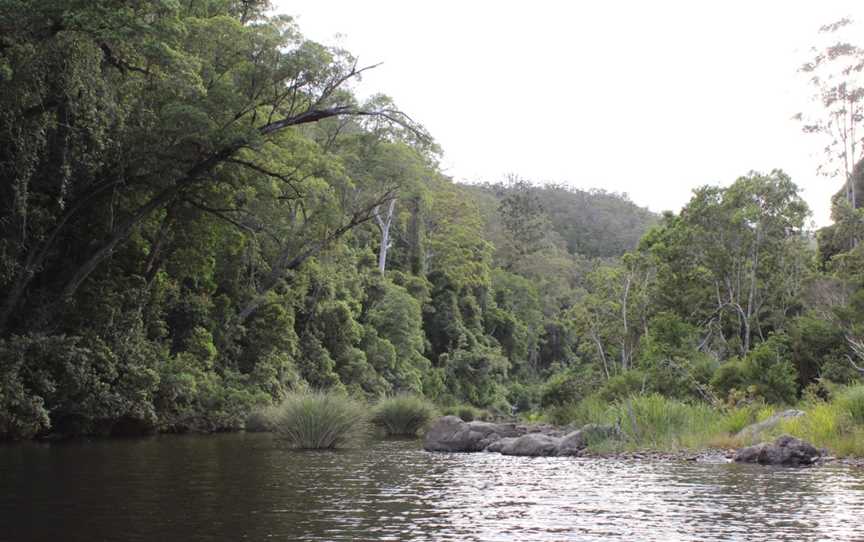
left=2, top=1, right=864, bottom=441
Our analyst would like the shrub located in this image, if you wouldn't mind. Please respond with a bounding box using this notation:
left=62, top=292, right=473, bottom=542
left=372, top=394, right=437, bottom=437
left=711, top=337, right=798, bottom=405
left=507, top=382, right=540, bottom=413
left=245, top=404, right=282, bottom=432
left=441, top=404, right=481, bottom=421
left=540, top=368, right=595, bottom=408
left=272, top=391, right=370, bottom=449
left=598, top=371, right=647, bottom=403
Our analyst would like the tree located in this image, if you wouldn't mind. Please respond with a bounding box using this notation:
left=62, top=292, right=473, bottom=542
left=643, top=171, right=810, bottom=356
left=0, top=0, right=425, bottom=334
left=797, top=18, right=864, bottom=210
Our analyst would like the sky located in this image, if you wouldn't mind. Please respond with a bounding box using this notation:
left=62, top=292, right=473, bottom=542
left=274, top=0, right=864, bottom=227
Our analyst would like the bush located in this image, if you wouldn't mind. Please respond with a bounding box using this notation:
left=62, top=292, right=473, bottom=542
left=711, top=337, right=798, bottom=405
left=245, top=404, right=282, bottom=432
left=540, top=367, right=595, bottom=408
left=272, top=391, right=370, bottom=449
left=372, top=394, right=437, bottom=437
left=598, top=371, right=647, bottom=403
left=156, top=355, right=267, bottom=433
left=507, top=382, right=540, bottom=413
left=440, top=404, right=481, bottom=422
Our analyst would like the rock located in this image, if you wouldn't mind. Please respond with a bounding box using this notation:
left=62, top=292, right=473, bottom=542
left=557, top=424, right=620, bottom=456
left=733, top=434, right=822, bottom=466
left=484, top=437, right=517, bottom=453
left=736, top=410, right=805, bottom=440
left=424, top=416, right=524, bottom=452
left=733, top=443, right=767, bottom=463
left=500, top=433, right=562, bottom=457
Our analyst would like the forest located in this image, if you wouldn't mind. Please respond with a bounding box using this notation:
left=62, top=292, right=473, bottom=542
left=2, top=0, right=864, bottom=443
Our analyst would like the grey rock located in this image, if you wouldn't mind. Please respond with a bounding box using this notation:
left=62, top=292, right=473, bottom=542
left=424, top=416, right=525, bottom=452
left=733, top=442, right=767, bottom=463
left=733, top=434, right=822, bottom=466
left=500, top=433, right=562, bottom=457
left=556, top=424, right=620, bottom=456
left=484, top=437, right=517, bottom=453
left=736, top=409, right=805, bottom=440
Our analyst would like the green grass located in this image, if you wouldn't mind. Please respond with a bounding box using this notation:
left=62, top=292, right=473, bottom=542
left=773, top=386, right=864, bottom=456
left=836, top=385, right=864, bottom=425
left=372, top=394, right=437, bottom=437
left=541, top=384, right=864, bottom=457
left=270, top=391, right=370, bottom=449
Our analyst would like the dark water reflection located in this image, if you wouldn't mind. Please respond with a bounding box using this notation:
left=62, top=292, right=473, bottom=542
left=1, top=434, right=863, bottom=541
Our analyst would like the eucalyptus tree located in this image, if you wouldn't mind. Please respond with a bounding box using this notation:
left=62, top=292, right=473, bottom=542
left=643, top=171, right=811, bottom=356
left=797, top=18, right=864, bottom=210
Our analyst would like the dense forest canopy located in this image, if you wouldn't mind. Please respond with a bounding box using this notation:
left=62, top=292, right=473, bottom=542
left=1, top=1, right=863, bottom=439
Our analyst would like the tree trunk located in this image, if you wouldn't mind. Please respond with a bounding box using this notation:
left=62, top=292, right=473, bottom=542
left=62, top=186, right=180, bottom=297
left=374, top=198, right=397, bottom=275
left=621, top=272, right=631, bottom=371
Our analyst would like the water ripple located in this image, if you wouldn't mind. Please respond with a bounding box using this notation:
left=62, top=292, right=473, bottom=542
left=1, top=435, right=863, bottom=541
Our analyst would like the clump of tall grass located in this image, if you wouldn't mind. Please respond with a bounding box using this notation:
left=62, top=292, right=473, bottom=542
left=836, top=385, right=864, bottom=425
left=544, top=395, right=614, bottom=428
left=372, top=395, right=437, bottom=437
left=271, top=391, right=370, bottom=449
left=610, top=394, right=718, bottom=450
left=771, top=385, right=864, bottom=457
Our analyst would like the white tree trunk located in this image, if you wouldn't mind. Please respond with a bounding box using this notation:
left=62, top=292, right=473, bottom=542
left=375, top=198, right=397, bottom=275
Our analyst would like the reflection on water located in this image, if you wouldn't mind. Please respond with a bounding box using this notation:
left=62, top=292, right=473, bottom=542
left=1, top=434, right=863, bottom=541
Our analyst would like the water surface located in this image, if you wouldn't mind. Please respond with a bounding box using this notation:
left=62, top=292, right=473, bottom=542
left=1, top=434, right=862, bottom=541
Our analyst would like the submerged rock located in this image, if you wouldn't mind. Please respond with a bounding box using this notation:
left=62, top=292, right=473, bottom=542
left=736, top=410, right=804, bottom=440
left=733, top=435, right=822, bottom=466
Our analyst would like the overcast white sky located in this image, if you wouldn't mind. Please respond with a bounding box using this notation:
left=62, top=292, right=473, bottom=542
left=275, top=0, right=864, bottom=226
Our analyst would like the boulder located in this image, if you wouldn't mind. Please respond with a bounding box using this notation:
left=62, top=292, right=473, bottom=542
left=733, top=435, right=822, bottom=466
left=424, top=416, right=523, bottom=452
left=484, top=437, right=517, bottom=453
left=500, top=433, right=562, bottom=457
left=736, top=410, right=804, bottom=440
left=557, top=424, right=620, bottom=456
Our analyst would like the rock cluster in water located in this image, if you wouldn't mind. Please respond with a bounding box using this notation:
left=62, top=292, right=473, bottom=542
left=423, top=415, right=619, bottom=457
left=425, top=416, right=826, bottom=467
left=733, top=434, right=823, bottom=466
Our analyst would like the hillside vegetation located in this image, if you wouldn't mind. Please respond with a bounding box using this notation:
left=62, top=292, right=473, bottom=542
left=2, top=1, right=863, bottom=444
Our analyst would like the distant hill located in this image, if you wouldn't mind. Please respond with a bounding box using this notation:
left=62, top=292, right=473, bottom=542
left=460, top=182, right=658, bottom=259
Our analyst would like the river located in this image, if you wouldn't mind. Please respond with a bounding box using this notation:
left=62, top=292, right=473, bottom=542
left=1, top=433, right=862, bottom=541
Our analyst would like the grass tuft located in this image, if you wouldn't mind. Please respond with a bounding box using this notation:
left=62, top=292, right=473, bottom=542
left=836, top=385, right=864, bottom=425
left=372, top=394, right=437, bottom=437
left=271, top=391, right=370, bottom=449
